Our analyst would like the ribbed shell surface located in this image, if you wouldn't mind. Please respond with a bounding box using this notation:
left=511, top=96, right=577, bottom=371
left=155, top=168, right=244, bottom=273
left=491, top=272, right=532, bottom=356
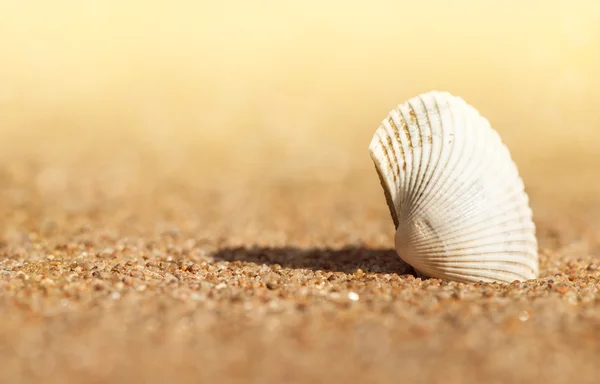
left=369, top=91, right=538, bottom=283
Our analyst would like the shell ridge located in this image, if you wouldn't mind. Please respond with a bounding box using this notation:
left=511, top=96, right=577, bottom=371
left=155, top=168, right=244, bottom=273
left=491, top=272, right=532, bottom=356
left=407, top=226, right=537, bottom=251
left=395, top=103, right=417, bottom=217
left=424, top=253, right=538, bottom=265
left=403, top=99, right=426, bottom=212
left=423, top=263, right=535, bottom=280
left=379, top=122, right=402, bottom=217
left=407, top=101, right=504, bottom=224
left=410, top=241, right=538, bottom=258
left=404, top=95, right=437, bottom=219
left=427, top=267, right=532, bottom=282
left=370, top=132, right=398, bottom=227
left=415, top=266, right=531, bottom=283
left=373, top=132, right=396, bottom=193
left=405, top=94, right=477, bottom=223
left=428, top=262, right=534, bottom=275
left=369, top=130, right=400, bottom=227
left=411, top=139, right=531, bottom=240
left=388, top=110, right=409, bottom=212
left=418, top=265, right=533, bottom=282
left=414, top=95, right=446, bottom=222
left=409, top=183, right=530, bottom=238
left=406, top=207, right=536, bottom=249
left=401, top=95, right=452, bottom=222
left=381, top=118, right=402, bottom=190
left=389, top=108, right=411, bottom=217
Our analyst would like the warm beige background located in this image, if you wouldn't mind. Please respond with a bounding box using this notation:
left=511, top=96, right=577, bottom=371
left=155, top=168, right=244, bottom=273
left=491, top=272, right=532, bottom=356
left=1, top=1, right=599, bottom=179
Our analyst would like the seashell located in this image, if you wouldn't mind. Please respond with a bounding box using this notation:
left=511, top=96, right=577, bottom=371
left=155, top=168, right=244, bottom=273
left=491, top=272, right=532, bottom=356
left=369, top=91, right=538, bottom=283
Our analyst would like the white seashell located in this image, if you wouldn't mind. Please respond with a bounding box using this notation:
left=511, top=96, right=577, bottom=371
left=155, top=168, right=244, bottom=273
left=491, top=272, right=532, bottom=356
left=369, top=91, right=538, bottom=283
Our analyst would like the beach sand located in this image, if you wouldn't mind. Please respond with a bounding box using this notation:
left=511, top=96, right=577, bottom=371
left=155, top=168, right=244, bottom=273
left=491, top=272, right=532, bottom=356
left=1, top=139, right=599, bottom=384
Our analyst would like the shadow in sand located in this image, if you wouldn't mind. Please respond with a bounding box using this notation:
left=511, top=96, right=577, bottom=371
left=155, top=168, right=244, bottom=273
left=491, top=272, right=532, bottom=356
left=212, top=246, right=416, bottom=275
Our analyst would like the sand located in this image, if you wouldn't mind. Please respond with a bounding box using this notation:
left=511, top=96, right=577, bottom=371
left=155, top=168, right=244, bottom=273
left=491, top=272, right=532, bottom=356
left=0, top=143, right=599, bottom=384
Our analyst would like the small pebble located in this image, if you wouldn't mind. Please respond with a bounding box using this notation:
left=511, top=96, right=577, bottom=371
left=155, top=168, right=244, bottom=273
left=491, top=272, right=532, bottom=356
left=519, top=310, right=530, bottom=322
left=347, top=292, right=359, bottom=301
left=214, top=283, right=227, bottom=290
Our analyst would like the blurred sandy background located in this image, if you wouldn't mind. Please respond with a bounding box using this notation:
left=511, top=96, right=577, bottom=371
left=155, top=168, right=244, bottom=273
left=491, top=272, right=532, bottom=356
left=1, top=2, right=600, bottom=383
left=1, top=1, right=599, bottom=182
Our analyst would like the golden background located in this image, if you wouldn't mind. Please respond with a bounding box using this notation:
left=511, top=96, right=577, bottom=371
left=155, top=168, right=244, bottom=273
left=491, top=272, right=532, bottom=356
left=0, top=0, right=599, bottom=194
